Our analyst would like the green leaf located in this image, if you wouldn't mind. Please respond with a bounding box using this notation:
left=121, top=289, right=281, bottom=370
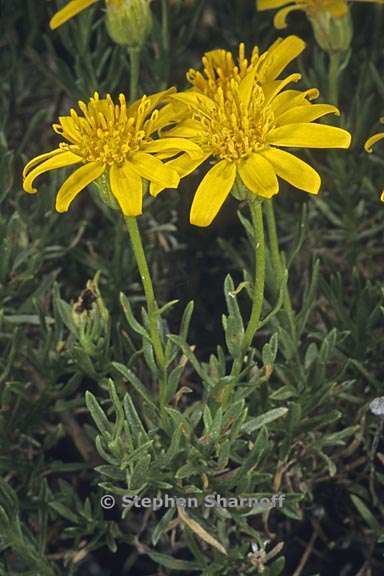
left=85, top=391, right=113, bottom=438
left=222, top=275, right=244, bottom=358
left=242, top=408, right=288, bottom=434
left=49, top=502, right=79, bottom=524
left=350, top=494, right=381, bottom=533
left=152, top=507, right=176, bottom=546
left=262, top=333, right=279, bottom=366
left=146, top=550, right=199, bottom=571
left=120, top=292, right=150, bottom=341
left=180, top=301, right=194, bottom=341
left=112, top=362, right=158, bottom=411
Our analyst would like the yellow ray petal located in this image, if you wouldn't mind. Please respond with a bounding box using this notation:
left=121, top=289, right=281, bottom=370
left=259, top=35, right=306, bottom=82
left=23, top=148, right=63, bottom=179
left=169, top=92, right=215, bottom=114
left=238, top=154, right=278, bottom=198
left=163, top=119, right=203, bottom=138
left=238, top=68, right=258, bottom=107
left=53, top=116, right=80, bottom=143
left=267, top=123, right=351, bottom=148
left=261, top=148, right=321, bottom=194
left=23, top=151, right=82, bottom=193
left=128, top=152, right=180, bottom=188
left=257, top=0, right=292, bottom=10
left=109, top=163, right=143, bottom=216
left=149, top=153, right=209, bottom=197
left=271, top=88, right=319, bottom=117
left=190, top=160, right=236, bottom=227
left=274, top=5, right=306, bottom=29
left=276, top=103, right=340, bottom=125
left=364, top=132, right=384, bottom=153
left=55, top=162, right=105, bottom=212
left=127, top=88, right=176, bottom=119
left=49, top=0, right=98, bottom=29
left=263, top=73, right=302, bottom=104
left=142, top=138, right=202, bottom=157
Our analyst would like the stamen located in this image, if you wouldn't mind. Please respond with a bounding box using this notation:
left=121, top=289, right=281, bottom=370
left=56, top=94, right=155, bottom=166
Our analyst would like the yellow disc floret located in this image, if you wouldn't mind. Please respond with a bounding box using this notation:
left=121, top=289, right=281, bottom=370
left=54, top=93, right=158, bottom=166
left=194, top=81, right=275, bottom=162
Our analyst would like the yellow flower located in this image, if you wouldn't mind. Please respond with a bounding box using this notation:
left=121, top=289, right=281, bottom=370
left=158, top=42, right=351, bottom=227
left=187, top=35, right=307, bottom=95
left=257, top=0, right=382, bottom=31
left=22, top=90, right=200, bottom=215
left=365, top=117, right=384, bottom=202
left=257, top=0, right=348, bottom=29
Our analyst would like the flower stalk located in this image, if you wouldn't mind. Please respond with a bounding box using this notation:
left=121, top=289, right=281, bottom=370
left=129, top=46, right=141, bottom=101
left=124, top=216, right=166, bottom=371
left=264, top=199, right=296, bottom=340
left=241, top=199, right=266, bottom=353
left=329, top=51, right=341, bottom=105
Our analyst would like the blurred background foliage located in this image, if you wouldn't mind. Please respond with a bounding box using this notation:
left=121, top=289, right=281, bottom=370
left=0, top=0, right=383, bottom=574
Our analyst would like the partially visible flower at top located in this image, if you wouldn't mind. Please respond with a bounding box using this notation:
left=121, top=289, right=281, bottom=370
left=187, top=35, right=307, bottom=96
left=365, top=117, right=384, bottom=201
left=257, top=0, right=384, bottom=53
left=50, top=0, right=152, bottom=48
left=22, top=90, right=201, bottom=215
left=256, top=0, right=355, bottom=53
left=257, top=0, right=348, bottom=28
left=156, top=42, right=352, bottom=227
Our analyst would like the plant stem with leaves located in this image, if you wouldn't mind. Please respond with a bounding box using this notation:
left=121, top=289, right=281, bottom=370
left=241, top=199, right=266, bottom=352
left=264, top=199, right=296, bottom=341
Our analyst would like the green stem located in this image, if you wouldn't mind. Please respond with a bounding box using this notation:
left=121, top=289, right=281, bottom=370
left=242, top=200, right=266, bottom=352
left=222, top=200, right=265, bottom=408
left=329, top=51, right=341, bottom=106
left=125, top=217, right=165, bottom=371
left=161, top=0, right=170, bottom=86
left=264, top=199, right=296, bottom=340
left=129, top=47, right=141, bottom=101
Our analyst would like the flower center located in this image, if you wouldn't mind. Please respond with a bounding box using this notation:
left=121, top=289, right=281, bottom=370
left=194, top=81, right=275, bottom=162
left=53, top=93, right=158, bottom=166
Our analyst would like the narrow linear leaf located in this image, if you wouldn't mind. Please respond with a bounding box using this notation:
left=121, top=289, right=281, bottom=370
left=177, top=505, right=227, bottom=556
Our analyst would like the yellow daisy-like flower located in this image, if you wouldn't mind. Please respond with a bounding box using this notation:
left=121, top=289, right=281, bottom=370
left=187, top=35, right=308, bottom=96
left=257, top=0, right=383, bottom=31
left=365, top=117, right=384, bottom=202
left=257, top=0, right=348, bottom=29
left=158, top=42, right=351, bottom=227
left=22, top=90, right=200, bottom=215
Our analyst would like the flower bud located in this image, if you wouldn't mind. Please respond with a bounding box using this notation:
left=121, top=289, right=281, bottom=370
left=309, top=10, right=353, bottom=54
left=105, top=0, right=152, bottom=49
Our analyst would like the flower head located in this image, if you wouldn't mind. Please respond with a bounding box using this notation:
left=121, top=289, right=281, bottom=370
left=257, top=0, right=382, bottom=52
left=161, top=41, right=351, bottom=227
left=187, top=36, right=307, bottom=96
left=257, top=0, right=349, bottom=29
left=22, top=91, right=200, bottom=215
left=365, top=117, right=384, bottom=201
